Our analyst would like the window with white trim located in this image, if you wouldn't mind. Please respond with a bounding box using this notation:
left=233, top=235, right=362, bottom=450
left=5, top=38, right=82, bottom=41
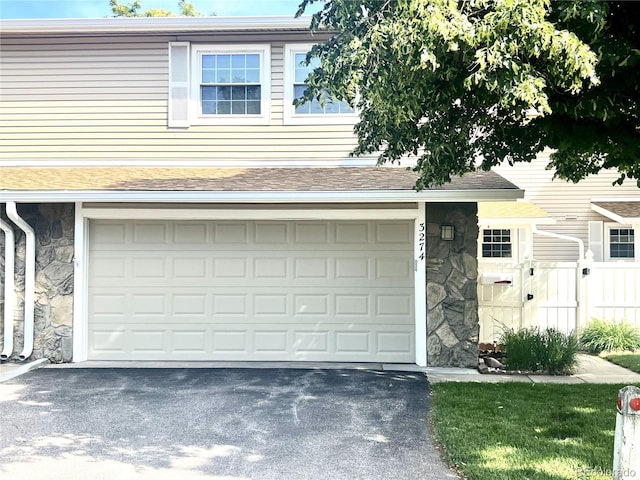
left=188, top=44, right=270, bottom=125
left=608, top=226, right=635, bottom=259
left=284, top=44, right=356, bottom=125
left=481, top=229, right=512, bottom=258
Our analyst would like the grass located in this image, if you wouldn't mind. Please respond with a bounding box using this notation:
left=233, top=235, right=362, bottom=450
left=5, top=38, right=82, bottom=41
left=430, top=383, right=627, bottom=480
left=603, top=352, right=640, bottom=373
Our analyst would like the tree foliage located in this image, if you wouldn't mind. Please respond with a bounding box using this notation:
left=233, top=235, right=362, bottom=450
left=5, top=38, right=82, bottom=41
left=110, top=0, right=199, bottom=17
left=296, top=0, right=640, bottom=189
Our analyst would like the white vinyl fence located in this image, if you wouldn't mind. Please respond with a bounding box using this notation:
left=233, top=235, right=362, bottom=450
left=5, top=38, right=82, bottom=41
left=478, top=258, right=640, bottom=342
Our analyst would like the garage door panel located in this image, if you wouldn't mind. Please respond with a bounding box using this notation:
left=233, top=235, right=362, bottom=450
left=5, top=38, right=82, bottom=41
left=90, top=290, right=412, bottom=323
left=133, top=223, right=169, bottom=244
left=89, top=219, right=415, bottom=362
left=89, top=324, right=414, bottom=362
left=91, top=220, right=412, bottom=251
left=376, top=222, right=412, bottom=243
left=91, top=329, right=127, bottom=355
left=90, top=253, right=410, bottom=288
left=377, top=331, right=413, bottom=353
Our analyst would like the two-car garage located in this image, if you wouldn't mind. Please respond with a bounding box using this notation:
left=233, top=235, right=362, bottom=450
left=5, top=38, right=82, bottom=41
left=87, top=219, right=416, bottom=362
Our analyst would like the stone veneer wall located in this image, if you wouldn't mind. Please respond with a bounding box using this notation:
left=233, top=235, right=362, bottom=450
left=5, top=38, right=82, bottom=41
left=426, top=202, right=479, bottom=367
left=0, top=204, right=74, bottom=363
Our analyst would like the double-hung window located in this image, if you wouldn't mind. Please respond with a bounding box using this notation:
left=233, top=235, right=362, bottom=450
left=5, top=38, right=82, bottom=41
left=481, top=229, right=512, bottom=258
left=188, top=44, right=270, bottom=125
left=609, top=226, right=635, bottom=259
left=284, top=44, right=356, bottom=125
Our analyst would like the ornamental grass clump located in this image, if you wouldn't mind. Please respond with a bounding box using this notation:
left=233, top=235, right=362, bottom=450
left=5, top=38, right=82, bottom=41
left=579, top=319, right=640, bottom=354
left=500, top=327, right=579, bottom=375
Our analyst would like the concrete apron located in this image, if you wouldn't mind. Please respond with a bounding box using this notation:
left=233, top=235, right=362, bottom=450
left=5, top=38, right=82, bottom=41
left=2, top=354, right=640, bottom=385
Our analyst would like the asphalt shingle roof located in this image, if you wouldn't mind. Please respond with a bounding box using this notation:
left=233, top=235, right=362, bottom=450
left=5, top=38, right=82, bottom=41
left=0, top=166, right=519, bottom=192
left=592, top=201, right=640, bottom=220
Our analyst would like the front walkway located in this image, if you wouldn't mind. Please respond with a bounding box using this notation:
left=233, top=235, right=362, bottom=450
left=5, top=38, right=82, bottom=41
left=424, top=354, right=640, bottom=384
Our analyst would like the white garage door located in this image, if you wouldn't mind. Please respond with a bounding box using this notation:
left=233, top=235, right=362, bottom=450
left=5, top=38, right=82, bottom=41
left=88, top=219, right=415, bottom=362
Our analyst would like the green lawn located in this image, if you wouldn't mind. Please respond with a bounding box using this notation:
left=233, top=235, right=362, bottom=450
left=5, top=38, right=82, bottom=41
left=430, top=383, right=625, bottom=480
left=603, top=352, right=640, bottom=373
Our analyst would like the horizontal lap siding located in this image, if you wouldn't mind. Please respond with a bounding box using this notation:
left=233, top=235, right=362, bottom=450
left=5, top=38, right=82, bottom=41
left=0, top=34, right=360, bottom=163
left=493, top=155, right=639, bottom=261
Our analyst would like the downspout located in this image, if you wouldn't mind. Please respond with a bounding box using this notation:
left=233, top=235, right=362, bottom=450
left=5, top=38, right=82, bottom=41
left=5, top=202, right=36, bottom=362
left=532, top=225, right=584, bottom=260
left=0, top=215, right=16, bottom=360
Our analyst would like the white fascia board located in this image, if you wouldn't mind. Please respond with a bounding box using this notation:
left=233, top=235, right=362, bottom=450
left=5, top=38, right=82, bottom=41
left=0, top=189, right=523, bottom=203
left=81, top=208, right=419, bottom=221
left=0, top=16, right=312, bottom=35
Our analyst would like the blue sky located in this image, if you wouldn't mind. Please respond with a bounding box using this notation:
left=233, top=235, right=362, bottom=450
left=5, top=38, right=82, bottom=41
left=0, top=0, right=313, bottom=19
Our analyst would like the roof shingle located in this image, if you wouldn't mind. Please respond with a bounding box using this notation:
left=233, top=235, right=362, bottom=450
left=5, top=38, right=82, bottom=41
left=0, top=166, right=518, bottom=192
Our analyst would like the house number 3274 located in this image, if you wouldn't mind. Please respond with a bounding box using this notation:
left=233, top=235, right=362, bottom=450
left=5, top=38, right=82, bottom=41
left=417, top=223, right=425, bottom=261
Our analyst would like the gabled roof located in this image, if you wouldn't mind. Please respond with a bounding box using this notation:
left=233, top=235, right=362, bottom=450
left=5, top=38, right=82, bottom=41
left=478, top=201, right=555, bottom=226
left=591, top=200, right=640, bottom=224
left=0, top=166, right=522, bottom=203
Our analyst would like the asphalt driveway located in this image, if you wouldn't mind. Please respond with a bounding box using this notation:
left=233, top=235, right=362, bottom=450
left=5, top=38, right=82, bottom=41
left=0, top=368, right=458, bottom=480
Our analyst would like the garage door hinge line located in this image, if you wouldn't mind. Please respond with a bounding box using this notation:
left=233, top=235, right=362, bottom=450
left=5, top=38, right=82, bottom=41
left=6, top=202, right=36, bottom=362
left=0, top=214, right=16, bottom=360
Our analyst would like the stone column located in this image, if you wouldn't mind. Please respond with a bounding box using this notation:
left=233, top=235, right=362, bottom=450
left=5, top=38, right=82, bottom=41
left=0, top=203, right=74, bottom=363
left=425, top=202, right=479, bottom=367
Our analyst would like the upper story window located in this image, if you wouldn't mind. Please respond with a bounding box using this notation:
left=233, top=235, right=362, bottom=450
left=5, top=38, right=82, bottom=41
left=284, top=44, right=357, bottom=125
left=200, top=53, right=261, bottom=115
left=482, top=229, right=512, bottom=258
left=167, top=43, right=270, bottom=127
left=609, top=227, right=635, bottom=259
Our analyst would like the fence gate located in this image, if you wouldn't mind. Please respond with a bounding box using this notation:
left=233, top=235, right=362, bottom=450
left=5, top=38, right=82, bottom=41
left=478, top=260, right=640, bottom=343
left=478, top=261, right=579, bottom=342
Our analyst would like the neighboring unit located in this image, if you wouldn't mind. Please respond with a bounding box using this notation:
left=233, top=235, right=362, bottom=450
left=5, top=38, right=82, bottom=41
left=0, top=16, right=522, bottom=367
left=478, top=154, right=640, bottom=342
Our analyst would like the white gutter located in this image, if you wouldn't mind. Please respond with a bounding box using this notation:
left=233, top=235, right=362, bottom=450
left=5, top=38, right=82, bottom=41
left=0, top=215, right=16, bottom=360
left=532, top=225, right=585, bottom=260
left=5, top=203, right=35, bottom=362
left=0, top=189, right=524, bottom=203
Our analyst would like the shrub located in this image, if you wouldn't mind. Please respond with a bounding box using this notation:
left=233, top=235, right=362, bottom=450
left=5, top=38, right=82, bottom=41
left=580, top=319, right=640, bottom=354
left=500, top=327, right=543, bottom=371
left=500, top=327, right=579, bottom=375
left=543, top=328, right=580, bottom=375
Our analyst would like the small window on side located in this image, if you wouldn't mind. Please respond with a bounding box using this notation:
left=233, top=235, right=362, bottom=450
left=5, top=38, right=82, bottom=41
left=482, top=229, right=512, bottom=258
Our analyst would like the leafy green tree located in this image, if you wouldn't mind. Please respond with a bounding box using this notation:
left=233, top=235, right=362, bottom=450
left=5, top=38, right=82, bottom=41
left=110, top=0, right=200, bottom=17
left=296, top=0, right=640, bottom=189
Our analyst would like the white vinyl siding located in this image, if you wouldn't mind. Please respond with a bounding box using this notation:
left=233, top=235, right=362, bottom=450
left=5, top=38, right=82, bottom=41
left=88, top=219, right=415, bottom=362
left=0, top=34, right=363, bottom=164
left=493, top=154, right=640, bottom=261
